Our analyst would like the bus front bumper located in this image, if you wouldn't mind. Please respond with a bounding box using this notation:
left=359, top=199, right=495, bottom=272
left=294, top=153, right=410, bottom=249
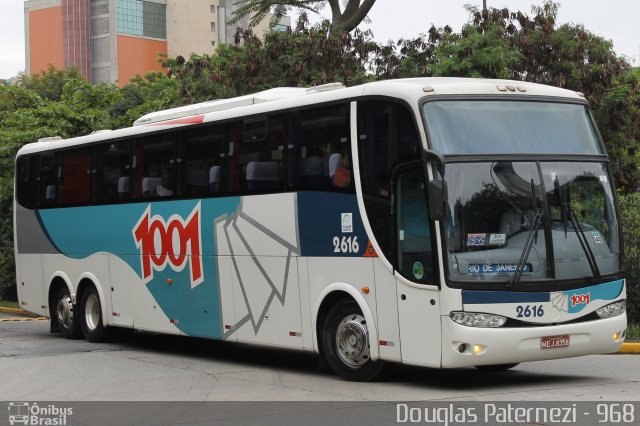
left=440, top=313, right=627, bottom=368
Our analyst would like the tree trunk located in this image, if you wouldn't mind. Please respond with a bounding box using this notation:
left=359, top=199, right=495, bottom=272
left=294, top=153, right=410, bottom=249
left=328, top=0, right=377, bottom=34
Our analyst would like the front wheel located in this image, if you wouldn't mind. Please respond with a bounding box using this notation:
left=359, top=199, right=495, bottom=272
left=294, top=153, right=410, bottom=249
left=321, top=300, right=384, bottom=381
left=80, top=286, right=110, bottom=343
left=55, top=287, right=82, bottom=339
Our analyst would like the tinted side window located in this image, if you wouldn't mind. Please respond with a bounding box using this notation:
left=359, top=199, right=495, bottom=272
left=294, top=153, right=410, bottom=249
left=133, top=134, right=176, bottom=200
left=39, top=155, right=57, bottom=207
left=16, top=156, right=39, bottom=209
left=178, top=125, right=227, bottom=197
left=357, top=101, right=422, bottom=260
left=288, top=104, right=351, bottom=192
left=57, top=149, right=92, bottom=206
left=95, top=141, right=131, bottom=203
left=228, top=115, right=285, bottom=194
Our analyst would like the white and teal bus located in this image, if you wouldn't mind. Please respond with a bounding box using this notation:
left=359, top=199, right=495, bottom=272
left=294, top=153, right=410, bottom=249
left=14, top=78, right=626, bottom=381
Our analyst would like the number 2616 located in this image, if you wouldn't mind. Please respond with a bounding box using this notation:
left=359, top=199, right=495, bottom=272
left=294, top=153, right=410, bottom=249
left=516, top=305, right=544, bottom=318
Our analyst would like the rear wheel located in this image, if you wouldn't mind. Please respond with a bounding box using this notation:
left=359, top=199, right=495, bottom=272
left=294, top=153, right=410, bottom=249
left=80, top=286, right=110, bottom=343
left=322, top=300, right=384, bottom=381
left=55, top=287, right=82, bottom=339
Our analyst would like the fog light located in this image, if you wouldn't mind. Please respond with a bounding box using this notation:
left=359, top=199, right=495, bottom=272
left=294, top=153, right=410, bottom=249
left=473, top=344, right=487, bottom=355
left=458, top=343, right=467, bottom=353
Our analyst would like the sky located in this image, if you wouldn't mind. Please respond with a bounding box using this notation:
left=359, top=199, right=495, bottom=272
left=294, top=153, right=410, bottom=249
left=1, top=0, right=639, bottom=80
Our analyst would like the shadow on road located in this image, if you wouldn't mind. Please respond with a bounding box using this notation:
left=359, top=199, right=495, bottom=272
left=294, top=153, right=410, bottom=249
left=76, top=327, right=601, bottom=391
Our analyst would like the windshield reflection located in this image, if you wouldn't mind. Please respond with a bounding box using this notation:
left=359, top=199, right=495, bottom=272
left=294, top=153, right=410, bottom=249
left=444, top=162, right=620, bottom=285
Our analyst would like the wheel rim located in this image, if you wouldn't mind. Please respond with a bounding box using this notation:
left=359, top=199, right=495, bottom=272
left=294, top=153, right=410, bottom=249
left=56, top=294, right=73, bottom=330
left=335, top=313, right=370, bottom=368
left=84, top=293, right=100, bottom=331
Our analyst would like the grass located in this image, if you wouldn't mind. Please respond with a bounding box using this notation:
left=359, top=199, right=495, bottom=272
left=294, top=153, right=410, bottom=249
left=626, top=323, right=640, bottom=342
left=0, top=300, right=20, bottom=309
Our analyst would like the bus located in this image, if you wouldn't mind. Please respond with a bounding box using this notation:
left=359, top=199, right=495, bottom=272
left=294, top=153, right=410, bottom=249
left=14, top=78, right=626, bottom=381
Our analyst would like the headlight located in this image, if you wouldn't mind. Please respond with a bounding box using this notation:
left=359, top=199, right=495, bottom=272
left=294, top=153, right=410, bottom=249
left=450, top=311, right=507, bottom=328
left=596, top=300, right=626, bottom=319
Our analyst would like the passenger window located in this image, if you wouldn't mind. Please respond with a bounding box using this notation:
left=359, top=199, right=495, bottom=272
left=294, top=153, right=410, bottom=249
left=16, top=156, right=38, bottom=209
left=94, top=141, right=131, bottom=203
left=228, top=115, right=285, bottom=194
left=133, top=134, right=176, bottom=199
left=178, top=125, right=227, bottom=197
left=38, top=155, right=57, bottom=207
left=288, top=105, right=351, bottom=191
left=57, top=150, right=92, bottom=206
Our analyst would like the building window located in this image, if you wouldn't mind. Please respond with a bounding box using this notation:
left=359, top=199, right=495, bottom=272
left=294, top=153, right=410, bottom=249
left=211, top=41, right=216, bottom=46
left=116, top=0, right=167, bottom=39
left=210, top=5, right=216, bottom=14
left=210, top=22, right=216, bottom=32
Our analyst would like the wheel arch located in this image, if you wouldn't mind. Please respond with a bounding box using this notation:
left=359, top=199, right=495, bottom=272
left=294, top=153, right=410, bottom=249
left=313, top=283, right=379, bottom=361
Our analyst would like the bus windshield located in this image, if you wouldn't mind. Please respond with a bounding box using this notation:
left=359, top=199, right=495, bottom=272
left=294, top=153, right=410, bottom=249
left=443, top=161, right=621, bottom=285
left=423, top=100, right=603, bottom=155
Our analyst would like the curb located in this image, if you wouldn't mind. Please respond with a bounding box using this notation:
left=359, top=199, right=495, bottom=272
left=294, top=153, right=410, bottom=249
left=0, top=307, right=45, bottom=321
left=619, top=342, right=640, bottom=354
left=0, top=317, right=47, bottom=322
left=0, top=307, right=26, bottom=315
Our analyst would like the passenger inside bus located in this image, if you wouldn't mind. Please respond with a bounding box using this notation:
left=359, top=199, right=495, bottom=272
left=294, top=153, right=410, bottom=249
left=156, top=165, right=174, bottom=197
left=330, top=147, right=351, bottom=188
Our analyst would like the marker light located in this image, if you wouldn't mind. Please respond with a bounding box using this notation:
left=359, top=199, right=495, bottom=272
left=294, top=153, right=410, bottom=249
left=450, top=312, right=507, bottom=328
left=613, top=332, right=622, bottom=342
left=596, top=300, right=626, bottom=319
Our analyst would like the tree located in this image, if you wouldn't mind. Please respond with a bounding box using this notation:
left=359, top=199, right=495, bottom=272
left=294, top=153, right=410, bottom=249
left=229, top=0, right=376, bottom=34
left=597, top=68, right=640, bottom=191
left=164, top=19, right=377, bottom=104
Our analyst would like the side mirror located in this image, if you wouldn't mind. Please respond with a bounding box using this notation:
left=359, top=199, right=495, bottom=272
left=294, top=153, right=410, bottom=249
left=428, top=179, right=447, bottom=221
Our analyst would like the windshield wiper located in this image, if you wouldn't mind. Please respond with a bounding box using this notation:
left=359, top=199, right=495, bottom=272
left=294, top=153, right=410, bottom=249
left=507, top=209, right=543, bottom=289
left=554, top=176, right=568, bottom=238
left=554, top=176, right=601, bottom=279
left=566, top=203, right=601, bottom=279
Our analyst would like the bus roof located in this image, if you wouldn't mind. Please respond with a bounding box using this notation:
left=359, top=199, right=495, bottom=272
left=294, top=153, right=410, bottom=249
left=17, top=77, right=585, bottom=157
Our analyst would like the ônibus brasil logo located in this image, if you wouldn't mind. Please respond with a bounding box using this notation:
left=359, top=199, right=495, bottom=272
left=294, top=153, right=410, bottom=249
left=133, top=202, right=203, bottom=288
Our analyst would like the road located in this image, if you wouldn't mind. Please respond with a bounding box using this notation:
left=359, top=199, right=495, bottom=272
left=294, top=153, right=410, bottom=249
left=0, top=321, right=638, bottom=402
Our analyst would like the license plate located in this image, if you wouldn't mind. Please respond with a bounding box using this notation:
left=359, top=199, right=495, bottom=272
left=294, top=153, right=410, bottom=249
left=541, top=335, right=570, bottom=349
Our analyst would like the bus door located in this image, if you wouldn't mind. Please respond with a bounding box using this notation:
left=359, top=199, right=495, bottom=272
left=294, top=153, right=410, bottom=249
left=393, top=163, right=441, bottom=367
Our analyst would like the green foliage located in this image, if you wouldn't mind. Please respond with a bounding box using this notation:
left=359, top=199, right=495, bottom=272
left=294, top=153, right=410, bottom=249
left=165, top=22, right=376, bottom=104
left=17, top=66, right=85, bottom=102
left=110, top=72, right=181, bottom=128
left=626, top=322, right=640, bottom=341
left=597, top=69, right=640, bottom=191
left=617, top=192, right=640, bottom=324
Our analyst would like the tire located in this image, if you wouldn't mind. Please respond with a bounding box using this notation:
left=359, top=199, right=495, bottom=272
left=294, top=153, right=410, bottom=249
left=54, top=286, right=82, bottom=339
left=475, top=363, right=519, bottom=371
left=80, top=286, right=110, bottom=343
left=321, top=300, right=385, bottom=381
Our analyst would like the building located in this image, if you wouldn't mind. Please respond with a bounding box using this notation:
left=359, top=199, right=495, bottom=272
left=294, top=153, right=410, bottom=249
left=24, top=0, right=290, bottom=86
